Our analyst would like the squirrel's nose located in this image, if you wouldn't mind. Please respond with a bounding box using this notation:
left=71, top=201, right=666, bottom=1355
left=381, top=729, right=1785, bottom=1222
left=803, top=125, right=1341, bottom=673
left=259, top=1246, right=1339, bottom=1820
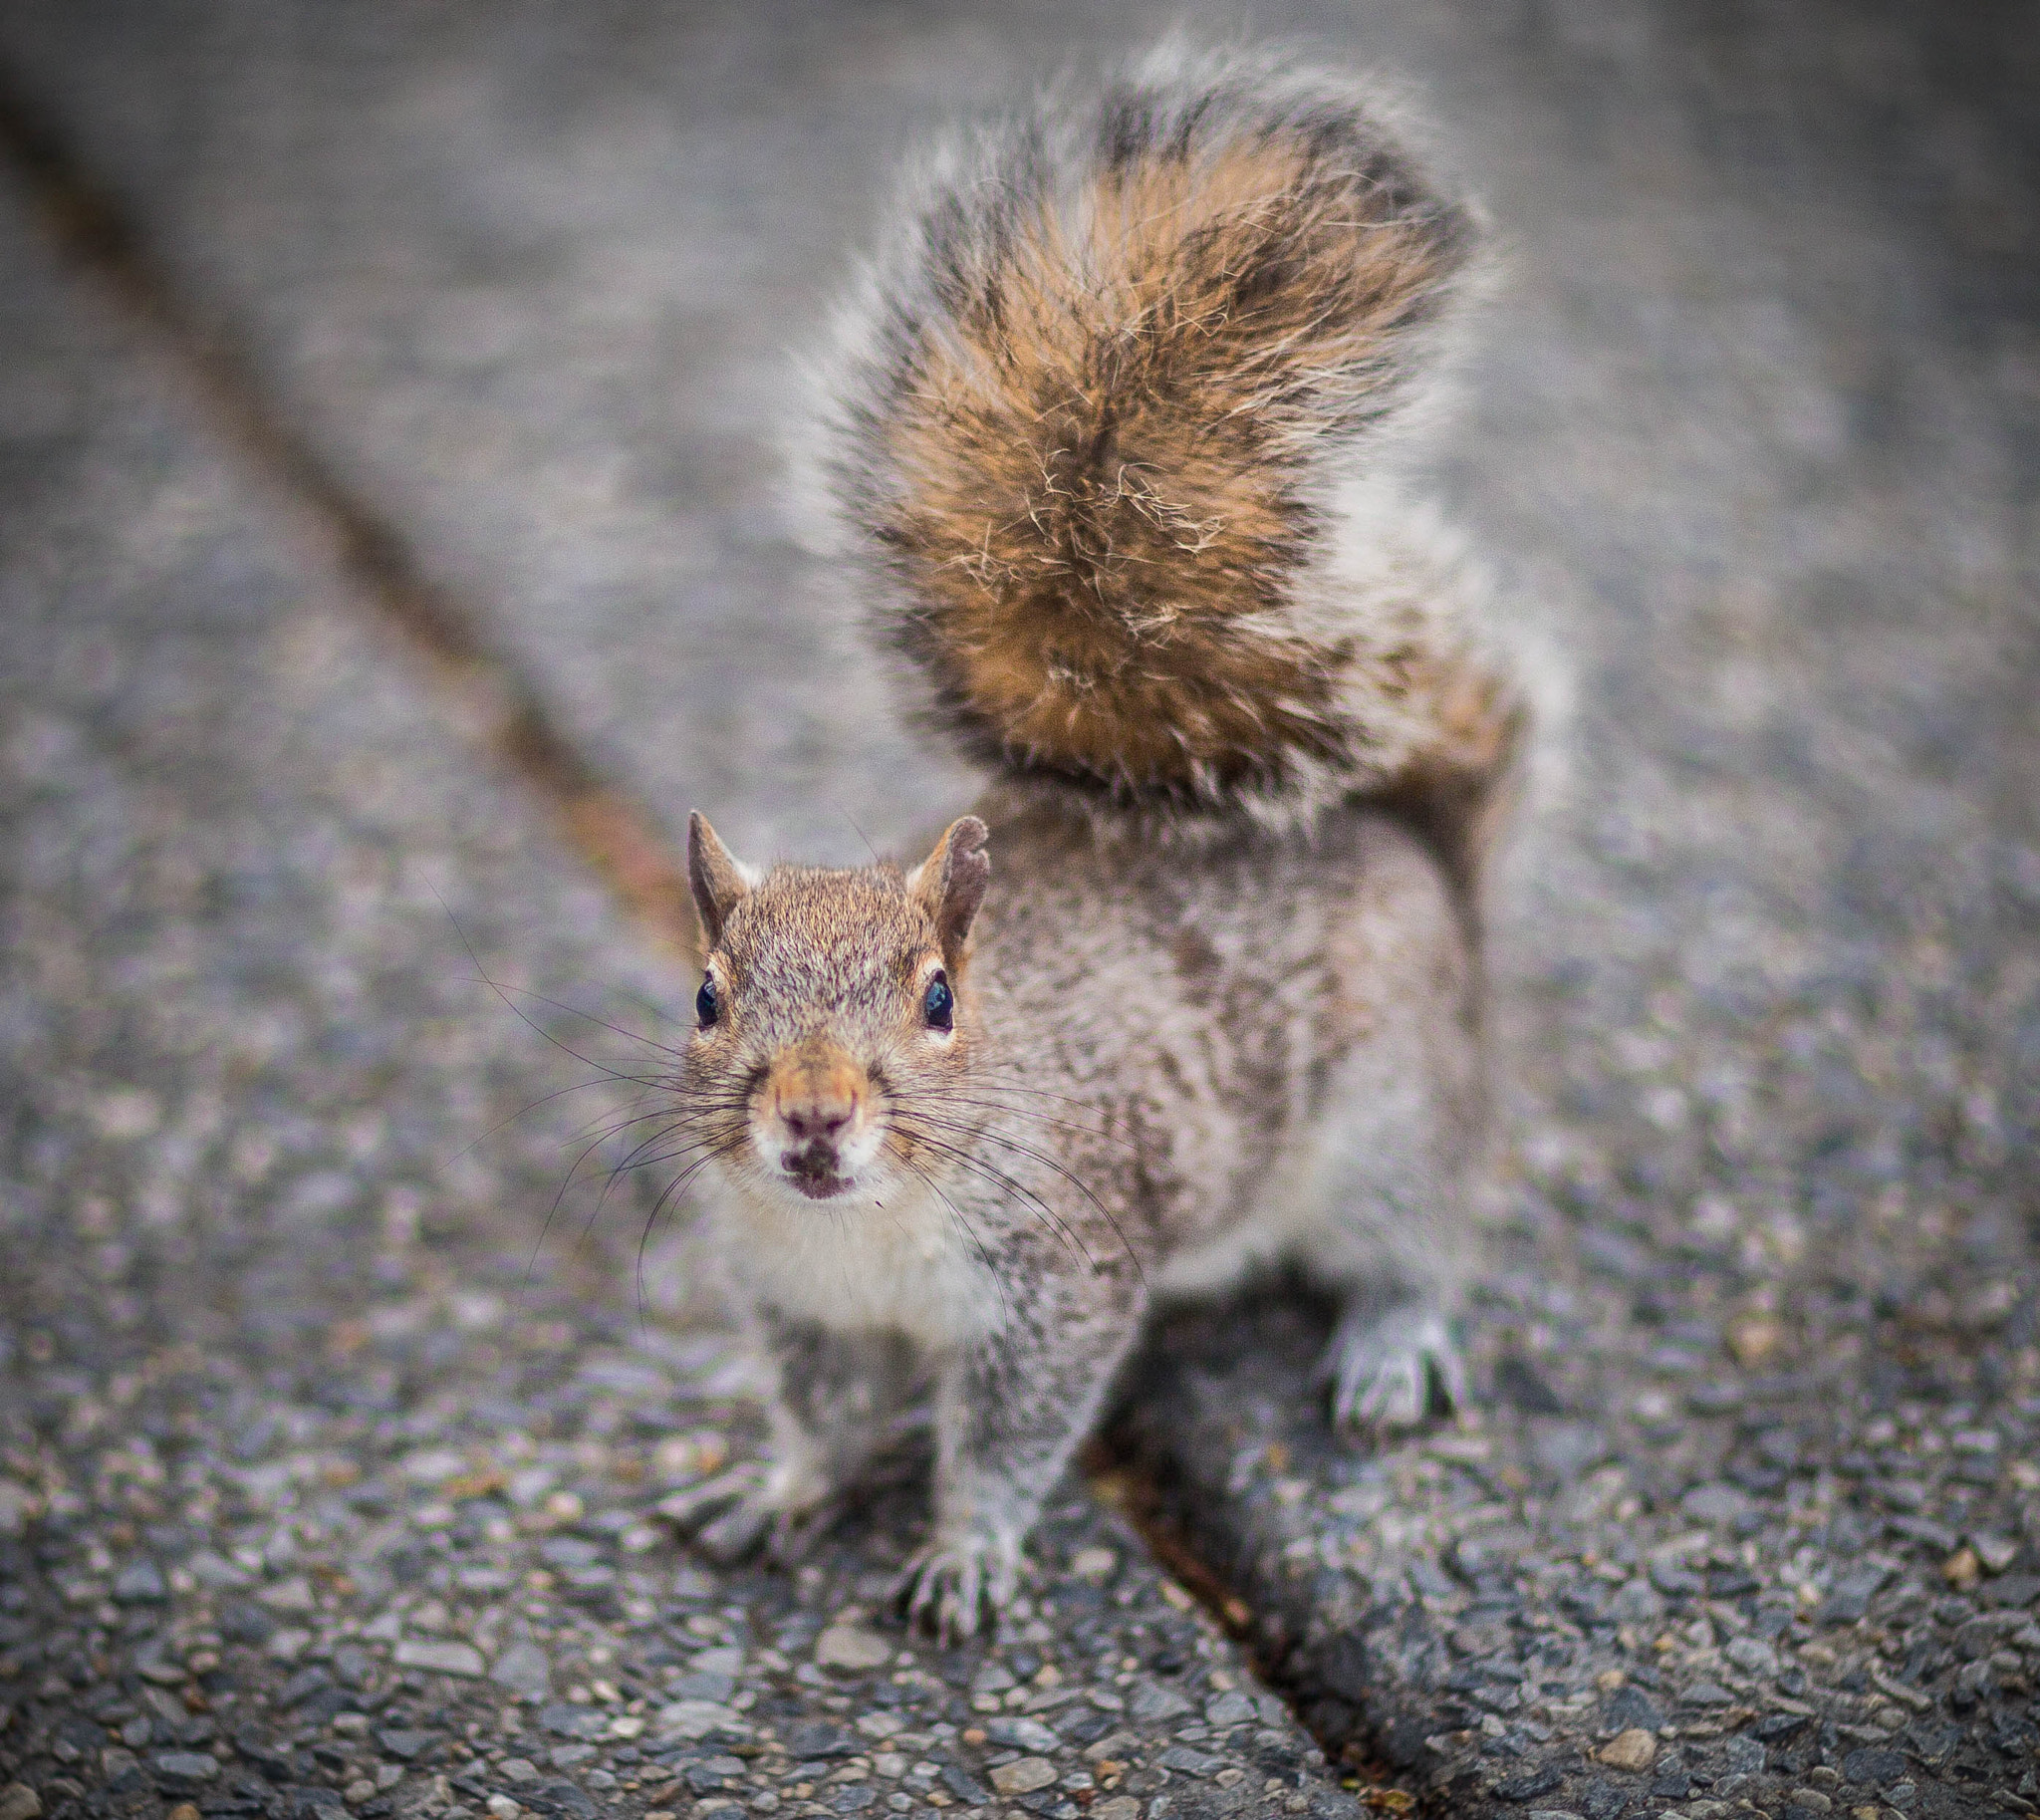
left=780, top=1099, right=854, bottom=1142
left=766, top=1042, right=867, bottom=1149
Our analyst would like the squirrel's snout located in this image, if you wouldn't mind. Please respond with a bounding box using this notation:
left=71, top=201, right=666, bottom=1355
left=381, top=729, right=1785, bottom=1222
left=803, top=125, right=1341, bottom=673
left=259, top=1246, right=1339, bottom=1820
left=756, top=1043, right=876, bottom=1198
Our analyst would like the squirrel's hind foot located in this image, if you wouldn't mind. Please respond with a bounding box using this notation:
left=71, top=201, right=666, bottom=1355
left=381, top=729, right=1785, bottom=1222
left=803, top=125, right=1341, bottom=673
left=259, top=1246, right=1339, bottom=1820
left=1319, top=1301, right=1466, bottom=1437
left=893, top=1527, right=1021, bottom=1646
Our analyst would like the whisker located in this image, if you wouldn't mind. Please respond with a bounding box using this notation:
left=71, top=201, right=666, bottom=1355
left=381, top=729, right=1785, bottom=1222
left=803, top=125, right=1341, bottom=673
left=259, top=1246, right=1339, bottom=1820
left=562, top=1094, right=687, bottom=1150
left=892, top=1119, right=1100, bottom=1277
left=892, top=1143, right=1012, bottom=1331
left=460, top=977, right=689, bottom=1062
left=527, top=1118, right=635, bottom=1284
left=529, top=1098, right=733, bottom=1280
left=910, top=1089, right=1138, bottom=1150
left=435, top=889, right=685, bottom=1099
left=448, top=1073, right=653, bottom=1166
left=581, top=1123, right=687, bottom=1249
left=608, top=1131, right=742, bottom=1177
left=892, top=1111, right=1146, bottom=1287
left=638, top=1133, right=749, bottom=1330
left=955, top=1070, right=1124, bottom=1115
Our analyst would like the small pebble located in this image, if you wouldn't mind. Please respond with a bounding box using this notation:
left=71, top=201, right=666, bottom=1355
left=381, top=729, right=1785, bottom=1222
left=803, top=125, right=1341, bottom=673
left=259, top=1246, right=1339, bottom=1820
left=988, top=1758, right=1058, bottom=1795
left=393, top=1639, right=487, bottom=1677
left=1724, top=1316, right=1783, bottom=1369
left=1599, top=1729, right=1657, bottom=1772
left=814, top=1625, right=892, bottom=1672
left=1970, top=1532, right=2017, bottom=1574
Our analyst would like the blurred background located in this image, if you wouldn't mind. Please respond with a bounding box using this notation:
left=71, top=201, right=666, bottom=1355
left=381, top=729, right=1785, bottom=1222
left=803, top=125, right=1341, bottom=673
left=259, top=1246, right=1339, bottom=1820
left=0, top=4, right=2035, bottom=1817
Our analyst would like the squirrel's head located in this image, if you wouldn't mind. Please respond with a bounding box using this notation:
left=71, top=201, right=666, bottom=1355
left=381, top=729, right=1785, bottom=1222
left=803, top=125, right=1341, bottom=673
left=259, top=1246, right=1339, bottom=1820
left=678, top=812, right=990, bottom=1209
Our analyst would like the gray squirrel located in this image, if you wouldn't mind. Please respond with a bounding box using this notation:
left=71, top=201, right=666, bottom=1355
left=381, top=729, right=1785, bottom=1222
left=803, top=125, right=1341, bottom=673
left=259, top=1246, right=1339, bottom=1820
left=662, top=40, right=1527, bottom=1641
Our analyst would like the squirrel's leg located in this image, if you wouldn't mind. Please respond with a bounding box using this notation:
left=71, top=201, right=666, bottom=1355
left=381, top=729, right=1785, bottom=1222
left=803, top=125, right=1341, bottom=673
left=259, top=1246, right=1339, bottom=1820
left=899, top=1287, right=1138, bottom=1643
left=664, top=1308, right=921, bottom=1565
left=1302, top=998, right=1480, bottom=1437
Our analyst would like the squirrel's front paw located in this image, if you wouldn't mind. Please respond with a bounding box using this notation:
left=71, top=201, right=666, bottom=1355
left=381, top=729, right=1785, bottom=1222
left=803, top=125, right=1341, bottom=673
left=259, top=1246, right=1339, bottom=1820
left=657, top=1463, right=776, bottom=1562
left=659, top=1463, right=840, bottom=1566
left=893, top=1528, right=1020, bottom=1645
left=1321, top=1302, right=1465, bottom=1437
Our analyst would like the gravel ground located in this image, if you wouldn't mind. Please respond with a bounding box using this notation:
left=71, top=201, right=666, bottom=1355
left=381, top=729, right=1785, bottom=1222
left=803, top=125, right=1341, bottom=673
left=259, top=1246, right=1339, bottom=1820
left=0, top=153, right=1358, bottom=1820
left=1, top=5, right=2036, bottom=1820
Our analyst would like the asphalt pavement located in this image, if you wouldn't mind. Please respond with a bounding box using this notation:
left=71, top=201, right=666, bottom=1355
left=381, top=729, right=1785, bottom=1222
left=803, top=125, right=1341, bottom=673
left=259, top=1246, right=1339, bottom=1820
left=0, top=5, right=2034, bottom=1820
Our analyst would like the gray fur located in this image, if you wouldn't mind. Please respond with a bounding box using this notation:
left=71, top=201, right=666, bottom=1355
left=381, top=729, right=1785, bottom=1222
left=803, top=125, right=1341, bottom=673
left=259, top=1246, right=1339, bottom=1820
left=671, top=797, right=1489, bottom=1639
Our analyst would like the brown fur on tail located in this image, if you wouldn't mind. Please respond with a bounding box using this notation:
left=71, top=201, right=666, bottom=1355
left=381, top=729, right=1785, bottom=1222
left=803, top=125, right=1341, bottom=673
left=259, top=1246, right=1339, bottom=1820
left=817, top=42, right=1525, bottom=841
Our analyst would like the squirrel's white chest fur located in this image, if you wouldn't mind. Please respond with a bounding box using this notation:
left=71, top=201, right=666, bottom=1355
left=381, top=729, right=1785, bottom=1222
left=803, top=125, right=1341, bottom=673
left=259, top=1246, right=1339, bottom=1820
left=710, top=1181, right=1002, bottom=1352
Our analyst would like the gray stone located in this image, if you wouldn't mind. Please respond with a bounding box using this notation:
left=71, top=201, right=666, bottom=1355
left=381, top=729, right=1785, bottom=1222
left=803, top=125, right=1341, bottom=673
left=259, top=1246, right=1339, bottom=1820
left=1984, top=1574, right=2040, bottom=1611
left=1203, top=1690, right=1258, bottom=1728
left=1723, top=1637, right=1778, bottom=1676
left=987, top=1756, right=1057, bottom=1794
left=1126, top=1681, right=1195, bottom=1724
left=112, top=1560, right=167, bottom=1604
left=1680, top=1483, right=1753, bottom=1527
left=490, top=1641, right=551, bottom=1701
left=1817, top=1563, right=1894, bottom=1627
left=1530, top=1423, right=1609, bottom=1479
left=150, top=1752, right=220, bottom=1789
left=393, top=1639, right=486, bottom=1678
left=782, top=1722, right=860, bottom=1760
left=983, top=1716, right=1061, bottom=1754
left=1840, top=1746, right=1908, bottom=1789
left=938, top=1765, right=991, bottom=1806
left=1721, top=1736, right=1765, bottom=1776
left=1154, top=1746, right=1221, bottom=1777
left=1603, top=1688, right=1664, bottom=1735
left=812, top=1623, right=892, bottom=1671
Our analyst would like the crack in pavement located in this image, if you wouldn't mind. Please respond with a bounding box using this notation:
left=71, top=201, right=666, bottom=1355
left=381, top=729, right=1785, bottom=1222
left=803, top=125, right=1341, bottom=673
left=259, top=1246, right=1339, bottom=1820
left=0, top=55, right=697, bottom=963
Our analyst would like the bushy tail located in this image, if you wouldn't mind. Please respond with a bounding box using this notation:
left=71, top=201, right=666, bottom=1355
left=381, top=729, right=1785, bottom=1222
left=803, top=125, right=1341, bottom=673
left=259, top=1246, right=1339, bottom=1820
left=813, top=41, right=1526, bottom=856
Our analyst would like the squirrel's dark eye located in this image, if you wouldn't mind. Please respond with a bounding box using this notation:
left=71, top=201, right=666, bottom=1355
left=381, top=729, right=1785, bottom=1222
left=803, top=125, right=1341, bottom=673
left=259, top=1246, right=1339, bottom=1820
left=695, top=975, right=719, bottom=1028
left=922, top=972, right=953, bottom=1031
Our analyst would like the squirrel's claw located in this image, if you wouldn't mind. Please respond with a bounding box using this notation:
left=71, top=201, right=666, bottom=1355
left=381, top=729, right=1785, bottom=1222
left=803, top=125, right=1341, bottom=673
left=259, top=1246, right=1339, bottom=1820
left=1321, top=1303, right=1465, bottom=1438
left=763, top=1497, right=845, bottom=1568
left=659, top=1461, right=845, bottom=1567
left=894, top=1531, right=1019, bottom=1646
left=658, top=1462, right=773, bottom=1562
left=658, top=1460, right=764, bottom=1528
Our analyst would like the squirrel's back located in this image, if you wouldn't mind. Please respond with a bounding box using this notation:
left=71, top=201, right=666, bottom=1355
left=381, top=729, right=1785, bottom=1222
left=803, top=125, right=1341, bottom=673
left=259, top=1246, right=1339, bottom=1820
left=811, top=40, right=1526, bottom=866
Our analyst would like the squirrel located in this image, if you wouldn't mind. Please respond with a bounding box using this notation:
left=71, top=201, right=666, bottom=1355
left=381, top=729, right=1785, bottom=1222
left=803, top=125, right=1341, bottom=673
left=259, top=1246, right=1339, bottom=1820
left=661, top=40, right=1527, bottom=1641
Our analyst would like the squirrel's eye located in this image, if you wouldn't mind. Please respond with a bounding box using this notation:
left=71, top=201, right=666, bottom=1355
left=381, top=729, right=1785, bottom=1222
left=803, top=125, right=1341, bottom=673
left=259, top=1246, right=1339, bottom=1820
left=695, top=976, right=719, bottom=1028
left=922, top=972, right=953, bottom=1031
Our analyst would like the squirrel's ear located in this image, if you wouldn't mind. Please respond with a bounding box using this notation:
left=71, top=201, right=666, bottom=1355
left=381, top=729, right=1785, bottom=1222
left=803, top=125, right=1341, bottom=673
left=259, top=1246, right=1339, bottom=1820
left=686, top=812, right=752, bottom=950
left=910, top=816, right=990, bottom=965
